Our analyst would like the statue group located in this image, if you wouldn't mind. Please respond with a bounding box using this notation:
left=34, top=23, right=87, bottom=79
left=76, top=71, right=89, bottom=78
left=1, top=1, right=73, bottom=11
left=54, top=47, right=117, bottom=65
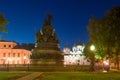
left=31, top=14, right=63, bottom=64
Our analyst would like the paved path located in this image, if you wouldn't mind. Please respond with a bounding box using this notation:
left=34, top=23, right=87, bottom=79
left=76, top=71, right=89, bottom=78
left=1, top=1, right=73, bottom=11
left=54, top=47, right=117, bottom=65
left=16, top=72, right=42, bottom=80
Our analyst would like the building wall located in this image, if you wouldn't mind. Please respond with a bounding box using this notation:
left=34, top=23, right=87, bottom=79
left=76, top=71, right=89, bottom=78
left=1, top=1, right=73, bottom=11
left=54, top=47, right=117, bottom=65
left=0, top=42, right=30, bottom=64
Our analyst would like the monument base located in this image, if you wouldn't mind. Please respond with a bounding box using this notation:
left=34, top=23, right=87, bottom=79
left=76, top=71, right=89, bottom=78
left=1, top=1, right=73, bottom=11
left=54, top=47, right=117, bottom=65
left=31, top=49, right=63, bottom=65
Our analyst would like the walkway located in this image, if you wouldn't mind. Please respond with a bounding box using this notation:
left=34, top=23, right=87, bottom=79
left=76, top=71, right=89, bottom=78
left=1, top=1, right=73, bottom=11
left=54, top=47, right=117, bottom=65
left=16, top=72, right=42, bottom=80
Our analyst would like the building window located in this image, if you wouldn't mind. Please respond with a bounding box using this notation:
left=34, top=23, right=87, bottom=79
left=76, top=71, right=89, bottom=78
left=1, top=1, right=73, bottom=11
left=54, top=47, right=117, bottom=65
left=3, top=53, right=6, bottom=57
left=4, top=45, right=6, bottom=48
left=13, top=53, right=15, bottom=57
left=9, top=45, right=11, bottom=48
left=18, top=53, right=20, bottom=57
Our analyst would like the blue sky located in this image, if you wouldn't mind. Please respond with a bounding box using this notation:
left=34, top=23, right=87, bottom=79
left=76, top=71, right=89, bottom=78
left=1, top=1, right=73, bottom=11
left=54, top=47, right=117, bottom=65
left=0, top=0, right=120, bottom=50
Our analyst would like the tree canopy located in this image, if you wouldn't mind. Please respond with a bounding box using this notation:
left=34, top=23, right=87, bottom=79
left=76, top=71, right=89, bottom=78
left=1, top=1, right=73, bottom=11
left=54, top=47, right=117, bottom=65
left=87, top=6, right=120, bottom=70
left=0, top=13, right=8, bottom=33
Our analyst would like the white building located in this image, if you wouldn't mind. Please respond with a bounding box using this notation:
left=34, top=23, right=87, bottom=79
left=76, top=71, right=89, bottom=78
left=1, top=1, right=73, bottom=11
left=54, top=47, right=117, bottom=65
left=63, top=42, right=90, bottom=65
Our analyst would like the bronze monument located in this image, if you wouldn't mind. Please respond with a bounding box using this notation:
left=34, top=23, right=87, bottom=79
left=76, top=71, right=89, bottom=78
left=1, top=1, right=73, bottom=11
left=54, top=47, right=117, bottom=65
left=31, top=14, right=63, bottom=64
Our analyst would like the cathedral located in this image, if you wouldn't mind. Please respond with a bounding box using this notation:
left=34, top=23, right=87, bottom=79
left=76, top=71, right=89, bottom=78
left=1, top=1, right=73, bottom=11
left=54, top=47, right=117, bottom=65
left=63, top=42, right=90, bottom=65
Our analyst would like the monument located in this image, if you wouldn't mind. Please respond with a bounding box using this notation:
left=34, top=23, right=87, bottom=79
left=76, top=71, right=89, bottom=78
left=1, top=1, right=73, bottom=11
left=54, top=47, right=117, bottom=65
left=31, top=14, right=63, bottom=64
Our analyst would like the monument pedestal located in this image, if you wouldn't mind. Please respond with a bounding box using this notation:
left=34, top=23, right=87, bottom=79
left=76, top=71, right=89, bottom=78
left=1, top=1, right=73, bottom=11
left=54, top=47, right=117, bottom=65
left=31, top=49, right=63, bottom=64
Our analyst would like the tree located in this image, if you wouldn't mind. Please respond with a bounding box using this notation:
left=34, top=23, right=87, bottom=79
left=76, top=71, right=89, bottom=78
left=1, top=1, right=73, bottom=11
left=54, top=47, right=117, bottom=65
left=87, top=6, right=120, bottom=70
left=105, top=6, right=120, bottom=70
left=87, top=17, right=107, bottom=60
left=0, top=13, right=8, bottom=33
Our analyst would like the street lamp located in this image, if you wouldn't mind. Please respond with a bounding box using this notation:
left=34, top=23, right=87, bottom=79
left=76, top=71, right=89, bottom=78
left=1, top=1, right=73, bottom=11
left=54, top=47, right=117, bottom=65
left=90, top=45, right=96, bottom=71
left=90, top=45, right=95, bottom=51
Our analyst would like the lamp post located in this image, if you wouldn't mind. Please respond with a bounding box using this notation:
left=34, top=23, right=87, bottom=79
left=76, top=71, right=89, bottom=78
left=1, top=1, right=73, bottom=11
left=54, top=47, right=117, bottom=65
left=90, top=45, right=95, bottom=71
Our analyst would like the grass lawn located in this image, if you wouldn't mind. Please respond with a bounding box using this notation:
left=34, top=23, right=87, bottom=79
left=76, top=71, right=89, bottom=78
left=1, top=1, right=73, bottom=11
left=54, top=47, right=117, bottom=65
left=39, top=72, right=120, bottom=80
left=0, top=72, right=30, bottom=80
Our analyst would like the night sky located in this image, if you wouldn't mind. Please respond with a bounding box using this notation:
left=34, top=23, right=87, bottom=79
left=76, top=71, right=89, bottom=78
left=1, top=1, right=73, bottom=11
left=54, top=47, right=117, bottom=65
left=0, top=0, right=120, bottom=50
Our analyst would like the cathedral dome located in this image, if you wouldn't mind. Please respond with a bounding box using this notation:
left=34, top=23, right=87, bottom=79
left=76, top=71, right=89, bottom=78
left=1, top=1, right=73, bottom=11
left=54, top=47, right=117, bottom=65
left=76, top=41, right=82, bottom=46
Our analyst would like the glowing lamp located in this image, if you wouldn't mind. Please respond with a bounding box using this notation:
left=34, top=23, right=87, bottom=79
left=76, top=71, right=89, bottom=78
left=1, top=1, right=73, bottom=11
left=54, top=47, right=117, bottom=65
left=90, top=45, right=95, bottom=51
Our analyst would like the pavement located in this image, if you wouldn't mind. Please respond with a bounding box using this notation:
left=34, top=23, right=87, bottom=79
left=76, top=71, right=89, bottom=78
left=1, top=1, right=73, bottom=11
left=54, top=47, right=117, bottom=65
left=16, top=72, right=42, bottom=80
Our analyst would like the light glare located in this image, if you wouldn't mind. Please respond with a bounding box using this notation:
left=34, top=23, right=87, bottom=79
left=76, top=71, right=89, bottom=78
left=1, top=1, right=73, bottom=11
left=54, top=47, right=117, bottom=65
left=90, top=45, right=95, bottom=51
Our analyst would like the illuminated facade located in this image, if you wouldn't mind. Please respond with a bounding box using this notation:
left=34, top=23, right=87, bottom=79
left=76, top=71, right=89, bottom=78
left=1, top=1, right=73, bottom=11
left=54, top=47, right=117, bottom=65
left=63, top=42, right=90, bottom=65
left=0, top=41, right=30, bottom=64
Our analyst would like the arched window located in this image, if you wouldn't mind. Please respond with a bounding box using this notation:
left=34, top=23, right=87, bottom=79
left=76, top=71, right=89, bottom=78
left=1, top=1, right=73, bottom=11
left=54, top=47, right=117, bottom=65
left=3, top=53, right=6, bottom=57
left=9, top=45, right=11, bottom=48
left=4, top=45, right=6, bottom=48
left=18, top=53, right=20, bottom=57
left=13, top=53, right=15, bottom=57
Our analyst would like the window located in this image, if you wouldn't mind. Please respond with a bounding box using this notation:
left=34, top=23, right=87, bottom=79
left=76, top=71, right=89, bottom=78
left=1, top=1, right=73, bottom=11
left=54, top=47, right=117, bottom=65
left=4, top=45, right=6, bottom=48
left=9, top=45, right=11, bottom=48
left=3, top=53, right=6, bottom=57
left=18, top=53, right=20, bottom=57
left=87, top=59, right=90, bottom=62
left=13, top=53, right=15, bottom=57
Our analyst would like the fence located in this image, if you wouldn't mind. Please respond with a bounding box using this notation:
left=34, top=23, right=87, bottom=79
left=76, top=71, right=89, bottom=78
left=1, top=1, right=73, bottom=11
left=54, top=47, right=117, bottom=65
left=0, top=64, right=90, bottom=72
